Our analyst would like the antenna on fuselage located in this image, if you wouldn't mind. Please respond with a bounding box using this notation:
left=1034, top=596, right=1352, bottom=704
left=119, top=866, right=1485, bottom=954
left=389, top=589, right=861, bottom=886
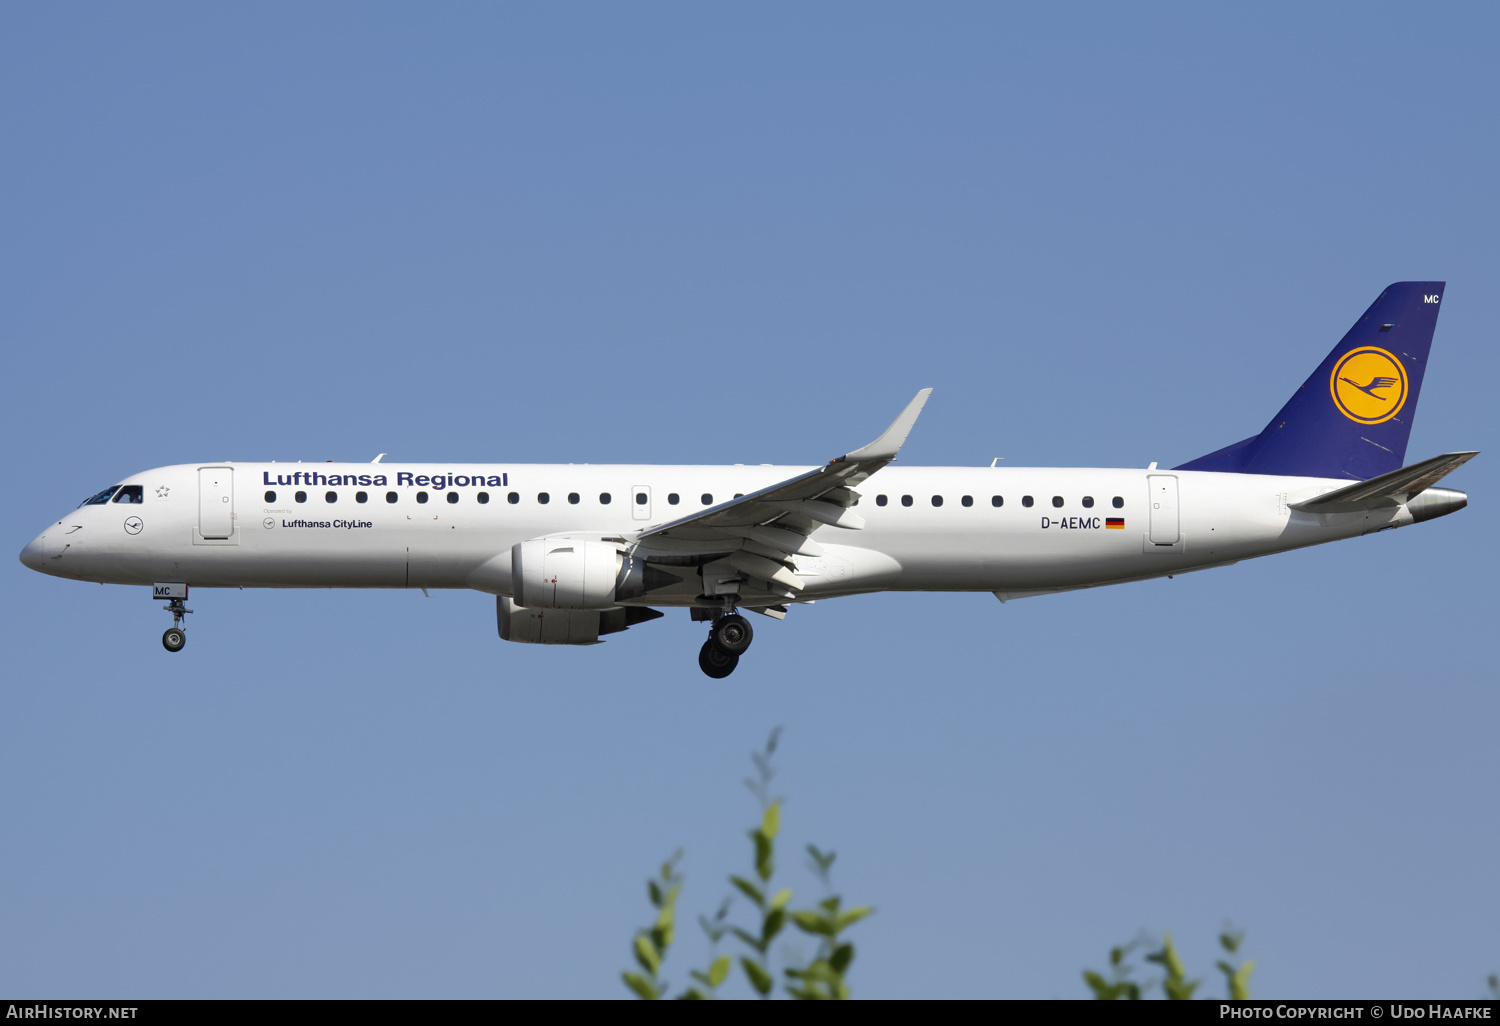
left=372, top=454, right=386, bottom=463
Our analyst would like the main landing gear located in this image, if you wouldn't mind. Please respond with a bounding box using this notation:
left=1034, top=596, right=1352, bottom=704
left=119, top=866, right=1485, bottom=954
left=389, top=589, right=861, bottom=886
left=161, top=596, right=192, bottom=653
left=698, top=612, right=754, bottom=679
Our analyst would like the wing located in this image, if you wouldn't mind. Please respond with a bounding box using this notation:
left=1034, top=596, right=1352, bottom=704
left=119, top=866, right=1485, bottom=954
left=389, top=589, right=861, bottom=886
left=631, top=389, right=933, bottom=597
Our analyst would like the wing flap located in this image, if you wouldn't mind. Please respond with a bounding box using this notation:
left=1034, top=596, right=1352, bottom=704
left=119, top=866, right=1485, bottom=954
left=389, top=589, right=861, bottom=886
left=728, top=551, right=801, bottom=590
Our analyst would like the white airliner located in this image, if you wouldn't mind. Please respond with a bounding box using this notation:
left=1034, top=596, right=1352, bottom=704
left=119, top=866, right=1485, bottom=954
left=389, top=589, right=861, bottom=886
left=20, top=282, right=1476, bottom=677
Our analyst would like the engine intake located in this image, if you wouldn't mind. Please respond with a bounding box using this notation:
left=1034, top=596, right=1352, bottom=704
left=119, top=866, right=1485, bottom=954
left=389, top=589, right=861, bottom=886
left=512, top=538, right=683, bottom=609
left=513, top=538, right=620, bottom=610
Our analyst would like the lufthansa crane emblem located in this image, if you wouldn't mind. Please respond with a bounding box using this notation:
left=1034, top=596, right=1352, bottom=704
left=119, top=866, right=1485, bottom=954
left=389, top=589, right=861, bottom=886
left=124, top=516, right=143, bottom=535
left=1329, top=346, right=1409, bottom=425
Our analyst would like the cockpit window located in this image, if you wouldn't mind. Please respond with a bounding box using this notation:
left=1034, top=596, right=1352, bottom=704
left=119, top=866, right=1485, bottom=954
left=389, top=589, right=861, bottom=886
left=112, top=485, right=145, bottom=504
left=80, top=486, right=119, bottom=507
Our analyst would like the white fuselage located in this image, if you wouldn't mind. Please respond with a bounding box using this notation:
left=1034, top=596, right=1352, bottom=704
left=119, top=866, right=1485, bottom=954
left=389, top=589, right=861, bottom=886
left=20, top=461, right=1415, bottom=603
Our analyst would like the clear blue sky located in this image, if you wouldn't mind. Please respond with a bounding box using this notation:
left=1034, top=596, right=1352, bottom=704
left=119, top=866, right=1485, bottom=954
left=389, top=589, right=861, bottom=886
left=3, top=2, right=1495, bottom=999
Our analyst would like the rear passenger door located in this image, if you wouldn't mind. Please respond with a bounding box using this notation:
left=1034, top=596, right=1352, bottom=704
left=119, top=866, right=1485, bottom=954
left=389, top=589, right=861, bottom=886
left=1147, top=474, right=1179, bottom=546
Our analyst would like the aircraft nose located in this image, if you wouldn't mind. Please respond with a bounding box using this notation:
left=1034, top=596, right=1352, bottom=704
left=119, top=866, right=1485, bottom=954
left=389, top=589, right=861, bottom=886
left=20, top=529, right=60, bottom=573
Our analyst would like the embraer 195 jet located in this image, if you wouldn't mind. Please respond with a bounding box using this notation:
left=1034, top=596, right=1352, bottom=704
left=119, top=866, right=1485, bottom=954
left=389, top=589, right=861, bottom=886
left=20, top=282, right=1477, bottom=677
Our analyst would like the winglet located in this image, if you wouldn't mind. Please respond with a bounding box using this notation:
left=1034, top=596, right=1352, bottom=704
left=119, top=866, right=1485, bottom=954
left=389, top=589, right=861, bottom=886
left=838, top=389, right=933, bottom=463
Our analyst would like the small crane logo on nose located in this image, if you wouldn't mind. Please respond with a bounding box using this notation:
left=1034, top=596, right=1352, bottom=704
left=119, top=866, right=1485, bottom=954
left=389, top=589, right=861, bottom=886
left=124, top=517, right=143, bottom=535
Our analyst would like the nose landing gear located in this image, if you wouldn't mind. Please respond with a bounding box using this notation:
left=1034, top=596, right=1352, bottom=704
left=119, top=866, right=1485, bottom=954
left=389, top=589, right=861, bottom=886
left=698, top=611, right=754, bottom=678
left=159, top=593, right=192, bottom=653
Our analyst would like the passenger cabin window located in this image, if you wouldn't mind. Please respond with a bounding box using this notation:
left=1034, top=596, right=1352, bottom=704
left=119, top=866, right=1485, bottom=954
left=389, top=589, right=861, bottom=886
left=876, top=495, right=888, bottom=506
left=931, top=495, right=943, bottom=507
left=568, top=493, right=580, bottom=505
left=446, top=491, right=459, bottom=504
left=508, top=492, right=519, bottom=504
left=1082, top=496, right=1094, bottom=508
left=599, top=493, right=611, bottom=504
left=961, top=495, right=973, bottom=507
left=113, top=486, right=144, bottom=504
left=1113, top=496, right=1124, bottom=508
left=80, top=486, right=119, bottom=507
left=991, top=496, right=1003, bottom=507
left=538, top=492, right=550, bottom=504
left=1021, top=496, right=1034, bottom=508
left=1051, top=496, right=1063, bottom=508
left=295, top=491, right=307, bottom=504
left=417, top=492, right=429, bottom=504
left=356, top=491, right=368, bottom=503
left=477, top=492, right=489, bottom=504
left=386, top=492, right=398, bottom=503
left=701, top=494, right=713, bottom=505
left=264, top=491, right=277, bottom=503
left=636, top=492, right=648, bottom=505
left=668, top=493, right=680, bottom=505
left=901, top=495, right=913, bottom=507
left=325, top=491, right=337, bottom=503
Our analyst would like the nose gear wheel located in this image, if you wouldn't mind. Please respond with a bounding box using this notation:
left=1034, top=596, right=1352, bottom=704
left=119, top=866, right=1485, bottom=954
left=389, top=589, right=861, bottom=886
left=161, top=596, right=192, bottom=653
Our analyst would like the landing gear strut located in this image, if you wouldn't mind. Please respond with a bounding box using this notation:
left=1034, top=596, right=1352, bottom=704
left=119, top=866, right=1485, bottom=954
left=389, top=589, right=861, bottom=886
left=161, top=596, right=191, bottom=653
left=698, top=610, right=755, bottom=678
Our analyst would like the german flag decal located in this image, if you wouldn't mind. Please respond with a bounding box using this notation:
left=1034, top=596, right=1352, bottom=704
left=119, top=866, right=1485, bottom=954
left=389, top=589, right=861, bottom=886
left=1105, top=518, right=1124, bottom=529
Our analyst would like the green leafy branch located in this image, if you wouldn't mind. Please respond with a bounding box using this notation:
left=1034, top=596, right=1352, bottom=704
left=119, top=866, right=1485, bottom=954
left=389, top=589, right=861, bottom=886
left=1086, top=925, right=1253, bottom=1000
left=784, top=844, right=871, bottom=1000
left=1214, top=925, right=1255, bottom=1001
left=622, top=729, right=873, bottom=999
left=1082, top=938, right=1145, bottom=1000
left=730, top=728, right=789, bottom=998
left=621, top=851, right=683, bottom=1000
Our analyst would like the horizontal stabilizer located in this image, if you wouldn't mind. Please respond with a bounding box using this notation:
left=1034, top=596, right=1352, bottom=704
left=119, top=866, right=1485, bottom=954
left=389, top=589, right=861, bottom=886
left=1289, top=451, right=1478, bottom=514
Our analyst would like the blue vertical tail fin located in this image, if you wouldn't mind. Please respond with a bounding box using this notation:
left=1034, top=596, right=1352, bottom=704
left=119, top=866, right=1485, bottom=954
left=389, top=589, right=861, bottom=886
left=1175, top=282, right=1446, bottom=480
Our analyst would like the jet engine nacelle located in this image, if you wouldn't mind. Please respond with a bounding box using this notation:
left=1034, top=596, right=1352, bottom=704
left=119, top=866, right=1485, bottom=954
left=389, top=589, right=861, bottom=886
left=511, top=537, right=683, bottom=609
left=512, top=538, right=622, bottom=610
left=497, top=596, right=664, bottom=645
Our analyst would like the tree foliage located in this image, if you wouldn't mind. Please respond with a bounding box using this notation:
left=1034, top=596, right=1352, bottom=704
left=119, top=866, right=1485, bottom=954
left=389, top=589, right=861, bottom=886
left=622, top=729, right=872, bottom=1000
left=1085, top=926, right=1254, bottom=1000
left=622, top=731, right=1494, bottom=999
